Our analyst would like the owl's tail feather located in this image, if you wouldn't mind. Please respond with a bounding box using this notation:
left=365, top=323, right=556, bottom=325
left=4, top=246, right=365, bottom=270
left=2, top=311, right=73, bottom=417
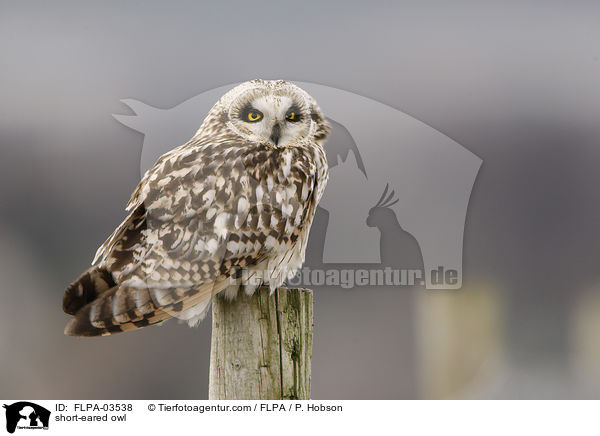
left=64, top=279, right=230, bottom=337
left=63, top=266, right=116, bottom=316
left=63, top=285, right=171, bottom=337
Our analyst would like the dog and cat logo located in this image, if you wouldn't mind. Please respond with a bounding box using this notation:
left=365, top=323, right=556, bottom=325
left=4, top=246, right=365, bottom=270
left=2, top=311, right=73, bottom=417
left=3, top=402, right=50, bottom=433
left=115, top=81, right=482, bottom=289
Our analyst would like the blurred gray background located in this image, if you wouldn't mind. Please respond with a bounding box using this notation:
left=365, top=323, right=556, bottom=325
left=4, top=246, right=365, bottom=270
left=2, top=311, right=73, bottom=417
left=2, top=0, right=600, bottom=399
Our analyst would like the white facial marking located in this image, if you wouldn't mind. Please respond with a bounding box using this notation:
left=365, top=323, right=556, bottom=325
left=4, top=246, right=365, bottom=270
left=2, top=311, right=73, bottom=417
left=230, top=88, right=311, bottom=147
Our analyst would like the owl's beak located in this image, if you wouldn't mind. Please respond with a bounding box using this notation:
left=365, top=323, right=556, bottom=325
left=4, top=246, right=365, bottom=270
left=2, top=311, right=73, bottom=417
left=270, top=122, right=281, bottom=146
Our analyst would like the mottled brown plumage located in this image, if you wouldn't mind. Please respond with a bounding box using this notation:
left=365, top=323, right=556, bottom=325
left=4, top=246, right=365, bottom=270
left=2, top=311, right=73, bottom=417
left=63, top=80, right=329, bottom=336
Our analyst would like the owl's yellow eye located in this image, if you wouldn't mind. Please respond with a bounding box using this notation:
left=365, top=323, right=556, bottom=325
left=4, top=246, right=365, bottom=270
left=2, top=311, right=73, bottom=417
left=285, top=107, right=301, bottom=122
left=247, top=111, right=263, bottom=122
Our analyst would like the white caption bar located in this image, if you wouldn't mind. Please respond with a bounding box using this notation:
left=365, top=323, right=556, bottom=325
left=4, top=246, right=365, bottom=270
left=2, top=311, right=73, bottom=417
left=1, top=400, right=598, bottom=436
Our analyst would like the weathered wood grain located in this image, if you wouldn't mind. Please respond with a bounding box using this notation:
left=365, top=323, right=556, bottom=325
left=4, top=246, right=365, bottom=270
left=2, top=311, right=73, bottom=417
left=209, top=287, right=313, bottom=400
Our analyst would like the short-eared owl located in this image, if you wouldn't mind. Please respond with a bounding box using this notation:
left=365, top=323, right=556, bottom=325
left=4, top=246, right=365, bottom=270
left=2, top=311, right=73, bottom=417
left=63, top=80, right=330, bottom=336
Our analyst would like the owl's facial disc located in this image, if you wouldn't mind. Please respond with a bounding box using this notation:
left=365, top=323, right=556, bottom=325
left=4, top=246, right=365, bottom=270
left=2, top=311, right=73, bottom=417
left=231, top=92, right=311, bottom=147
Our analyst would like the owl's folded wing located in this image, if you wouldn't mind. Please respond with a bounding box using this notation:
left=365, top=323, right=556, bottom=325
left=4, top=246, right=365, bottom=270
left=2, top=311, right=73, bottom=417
left=63, top=143, right=317, bottom=336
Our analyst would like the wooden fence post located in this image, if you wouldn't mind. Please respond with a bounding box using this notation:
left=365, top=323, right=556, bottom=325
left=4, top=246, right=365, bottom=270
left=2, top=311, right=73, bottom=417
left=209, top=287, right=313, bottom=400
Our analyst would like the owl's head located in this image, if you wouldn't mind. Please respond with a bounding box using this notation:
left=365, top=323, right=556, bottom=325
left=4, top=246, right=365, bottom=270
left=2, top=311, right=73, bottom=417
left=213, top=80, right=330, bottom=147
